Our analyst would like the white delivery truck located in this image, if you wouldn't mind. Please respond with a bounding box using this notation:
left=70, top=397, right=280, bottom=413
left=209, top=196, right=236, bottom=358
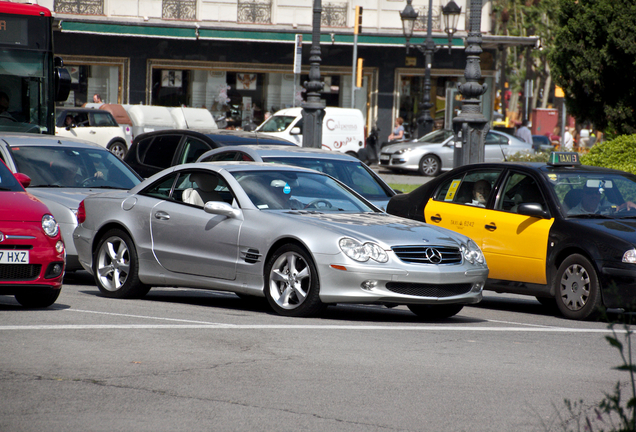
left=255, top=107, right=365, bottom=156
left=123, top=105, right=177, bottom=138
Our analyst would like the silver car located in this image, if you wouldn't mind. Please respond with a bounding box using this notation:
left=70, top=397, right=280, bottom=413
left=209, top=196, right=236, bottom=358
left=380, top=129, right=534, bottom=176
left=0, top=133, right=142, bottom=271
left=73, top=162, right=488, bottom=318
left=197, top=145, right=397, bottom=210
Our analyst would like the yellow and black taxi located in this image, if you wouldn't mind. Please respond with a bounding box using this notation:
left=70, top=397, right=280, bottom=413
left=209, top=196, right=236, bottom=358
left=387, top=152, right=636, bottom=320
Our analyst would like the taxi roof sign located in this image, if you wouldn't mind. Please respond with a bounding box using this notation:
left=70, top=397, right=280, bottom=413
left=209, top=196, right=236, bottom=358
left=549, top=152, right=580, bottom=166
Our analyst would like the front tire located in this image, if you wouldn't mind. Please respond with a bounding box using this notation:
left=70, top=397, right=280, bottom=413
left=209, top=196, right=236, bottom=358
left=15, top=288, right=60, bottom=308
left=93, top=229, right=150, bottom=299
left=554, top=254, right=602, bottom=320
left=418, top=155, right=441, bottom=176
left=107, top=140, right=128, bottom=159
left=264, top=244, right=324, bottom=317
left=407, top=304, right=463, bottom=320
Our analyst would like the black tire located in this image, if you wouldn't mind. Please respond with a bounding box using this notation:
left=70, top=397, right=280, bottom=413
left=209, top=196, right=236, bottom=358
left=107, top=140, right=127, bottom=159
left=264, top=244, right=325, bottom=317
left=418, top=155, right=441, bottom=176
left=536, top=296, right=558, bottom=310
left=93, top=229, right=150, bottom=299
left=15, top=288, right=60, bottom=308
left=554, top=254, right=602, bottom=320
left=407, top=304, right=463, bottom=320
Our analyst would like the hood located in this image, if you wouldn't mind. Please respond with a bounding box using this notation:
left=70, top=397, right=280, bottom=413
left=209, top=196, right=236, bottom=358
left=571, top=218, right=636, bottom=244
left=27, top=187, right=93, bottom=210
left=0, top=192, right=50, bottom=222
left=277, top=211, right=466, bottom=247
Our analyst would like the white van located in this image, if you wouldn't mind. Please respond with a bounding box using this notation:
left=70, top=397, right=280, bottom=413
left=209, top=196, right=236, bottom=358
left=255, top=107, right=365, bottom=156
left=123, top=105, right=177, bottom=138
left=170, top=107, right=218, bottom=132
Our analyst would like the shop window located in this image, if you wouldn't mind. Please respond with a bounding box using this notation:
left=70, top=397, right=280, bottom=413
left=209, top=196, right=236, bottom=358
left=57, top=63, right=123, bottom=107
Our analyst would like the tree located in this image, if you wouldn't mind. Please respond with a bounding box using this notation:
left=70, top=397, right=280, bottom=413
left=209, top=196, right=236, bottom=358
left=549, top=0, right=636, bottom=135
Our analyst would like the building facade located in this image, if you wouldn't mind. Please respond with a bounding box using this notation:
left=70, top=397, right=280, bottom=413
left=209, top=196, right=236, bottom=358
left=41, top=0, right=529, bottom=139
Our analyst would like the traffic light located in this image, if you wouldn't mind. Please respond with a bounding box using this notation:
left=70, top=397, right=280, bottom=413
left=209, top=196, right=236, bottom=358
left=354, top=6, right=363, bottom=35
left=356, top=58, right=364, bottom=87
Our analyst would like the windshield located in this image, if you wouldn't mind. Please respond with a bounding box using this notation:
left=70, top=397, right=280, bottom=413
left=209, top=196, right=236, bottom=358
left=233, top=170, right=377, bottom=212
left=415, top=129, right=454, bottom=144
left=257, top=115, right=297, bottom=133
left=0, top=50, right=51, bottom=134
left=545, top=170, right=636, bottom=217
left=262, top=156, right=392, bottom=201
left=12, top=146, right=141, bottom=189
left=0, top=160, right=24, bottom=192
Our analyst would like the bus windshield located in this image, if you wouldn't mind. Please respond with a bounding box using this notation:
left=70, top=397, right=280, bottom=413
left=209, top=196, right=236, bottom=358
left=0, top=49, right=51, bottom=134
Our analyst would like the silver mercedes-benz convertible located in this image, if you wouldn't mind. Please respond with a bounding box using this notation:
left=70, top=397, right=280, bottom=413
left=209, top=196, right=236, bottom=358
left=73, top=162, right=488, bottom=318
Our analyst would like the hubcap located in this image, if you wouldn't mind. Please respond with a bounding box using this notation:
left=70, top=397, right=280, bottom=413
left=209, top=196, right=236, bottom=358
left=269, top=252, right=311, bottom=310
left=559, top=263, right=590, bottom=311
left=96, top=236, right=130, bottom=291
left=422, top=158, right=438, bottom=175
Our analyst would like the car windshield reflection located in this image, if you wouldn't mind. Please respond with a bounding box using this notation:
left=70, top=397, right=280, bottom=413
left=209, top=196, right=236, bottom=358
left=233, top=170, right=376, bottom=212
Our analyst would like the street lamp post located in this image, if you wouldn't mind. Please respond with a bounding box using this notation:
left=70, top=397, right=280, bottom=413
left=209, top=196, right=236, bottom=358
left=452, top=0, right=488, bottom=167
left=301, top=0, right=325, bottom=148
left=400, top=0, right=461, bottom=139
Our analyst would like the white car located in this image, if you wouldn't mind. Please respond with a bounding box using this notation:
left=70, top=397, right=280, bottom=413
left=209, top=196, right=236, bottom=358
left=55, top=108, right=129, bottom=158
left=380, top=129, right=535, bottom=176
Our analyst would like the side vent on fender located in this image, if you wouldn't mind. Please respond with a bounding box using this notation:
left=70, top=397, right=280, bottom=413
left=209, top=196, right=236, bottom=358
left=243, top=248, right=261, bottom=264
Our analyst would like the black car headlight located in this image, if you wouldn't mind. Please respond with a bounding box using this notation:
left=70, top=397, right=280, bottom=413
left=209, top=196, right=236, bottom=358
left=461, top=239, right=485, bottom=265
left=623, top=249, right=636, bottom=263
left=339, top=238, right=388, bottom=263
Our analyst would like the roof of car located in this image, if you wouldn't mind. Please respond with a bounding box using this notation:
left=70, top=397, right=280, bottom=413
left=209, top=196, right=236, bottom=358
left=0, top=133, right=109, bottom=149
left=200, top=145, right=360, bottom=161
left=55, top=107, right=110, bottom=114
left=132, top=129, right=294, bottom=145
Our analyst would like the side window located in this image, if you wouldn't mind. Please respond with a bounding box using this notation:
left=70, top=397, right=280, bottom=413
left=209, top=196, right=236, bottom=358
left=496, top=172, right=546, bottom=214
left=433, top=170, right=502, bottom=207
left=143, top=172, right=179, bottom=200
left=485, top=132, right=502, bottom=145
left=176, top=170, right=234, bottom=207
left=75, top=112, right=89, bottom=126
left=180, top=138, right=213, bottom=164
left=92, top=112, right=117, bottom=127
left=140, top=135, right=181, bottom=169
left=203, top=151, right=242, bottom=162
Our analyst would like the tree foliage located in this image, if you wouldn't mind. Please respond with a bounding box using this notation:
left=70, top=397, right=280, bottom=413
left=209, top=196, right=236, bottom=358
left=548, top=0, right=636, bottom=135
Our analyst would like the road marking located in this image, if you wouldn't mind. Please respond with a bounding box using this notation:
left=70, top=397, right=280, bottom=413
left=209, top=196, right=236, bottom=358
left=0, top=308, right=623, bottom=333
left=0, top=324, right=623, bottom=333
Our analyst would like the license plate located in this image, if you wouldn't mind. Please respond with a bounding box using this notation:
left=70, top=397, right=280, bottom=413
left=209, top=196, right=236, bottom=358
left=0, top=251, right=29, bottom=264
left=380, top=155, right=390, bottom=161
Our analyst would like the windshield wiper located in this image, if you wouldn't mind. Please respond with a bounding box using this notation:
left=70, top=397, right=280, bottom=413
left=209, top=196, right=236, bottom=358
left=568, top=213, right=613, bottom=219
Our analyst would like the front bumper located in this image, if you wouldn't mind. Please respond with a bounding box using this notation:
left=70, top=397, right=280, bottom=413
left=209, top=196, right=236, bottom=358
left=316, top=255, right=487, bottom=305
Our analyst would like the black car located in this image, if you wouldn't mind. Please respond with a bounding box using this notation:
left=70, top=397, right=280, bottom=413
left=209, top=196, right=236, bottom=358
left=124, top=129, right=295, bottom=178
left=387, top=152, right=636, bottom=320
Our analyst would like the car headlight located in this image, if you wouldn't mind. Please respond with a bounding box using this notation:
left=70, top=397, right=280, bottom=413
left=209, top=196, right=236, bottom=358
left=339, top=238, right=388, bottom=263
left=395, top=148, right=412, bottom=155
left=623, top=249, right=636, bottom=263
left=461, top=239, right=485, bottom=265
left=42, top=214, right=60, bottom=238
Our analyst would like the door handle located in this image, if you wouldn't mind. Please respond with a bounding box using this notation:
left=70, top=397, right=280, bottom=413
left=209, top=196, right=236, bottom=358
left=485, top=222, right=497, bottom=231
left=89, top=130, right=96, bottom=134
left=429, top=214, right=442, bottom=223
left=154, top=211, right=170, bottom=220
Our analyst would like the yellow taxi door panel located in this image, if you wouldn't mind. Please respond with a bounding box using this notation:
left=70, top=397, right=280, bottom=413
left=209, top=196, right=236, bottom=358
left=425, top=199, right=489, bottom=247
left=481, top=213, right=553, bottom=283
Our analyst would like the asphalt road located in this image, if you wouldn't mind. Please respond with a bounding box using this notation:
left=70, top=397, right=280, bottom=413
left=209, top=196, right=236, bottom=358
left=371, top=165, right=432, bottom=186
left=1, top=271, right=629, bottom=432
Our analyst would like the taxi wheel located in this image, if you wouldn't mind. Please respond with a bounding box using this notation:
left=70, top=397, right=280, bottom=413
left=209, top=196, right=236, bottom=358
left=15, top=288, right=60, bottom=308
left=554, top=254, right=602, bottom=320
left=94, top=229, right=150, bottom=299
left=265, top=244, right=325, bottom=317
left=407, top=304, right=463, bottom=320
left=418, top=155, right=441, bottom=177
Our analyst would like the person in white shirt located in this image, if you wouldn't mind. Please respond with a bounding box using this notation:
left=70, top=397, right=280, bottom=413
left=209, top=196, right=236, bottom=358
left=515, top=120, right=533, bottom=144
left=563, top=127, right=574, bottom=150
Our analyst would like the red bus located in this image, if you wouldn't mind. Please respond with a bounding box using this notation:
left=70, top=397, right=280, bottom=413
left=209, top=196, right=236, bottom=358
left=0, top=1, right=69, bottom=135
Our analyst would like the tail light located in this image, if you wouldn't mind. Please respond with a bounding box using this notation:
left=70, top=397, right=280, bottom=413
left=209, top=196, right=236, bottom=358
left=76, top=200, right=86, bottom=224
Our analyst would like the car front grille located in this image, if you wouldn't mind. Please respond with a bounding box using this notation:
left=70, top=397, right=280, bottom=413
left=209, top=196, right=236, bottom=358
left=0, top=264, right=42, bottom=281
left=386, top=282, right=473, bottom=297
left=392, top=246, right=462, bottom=264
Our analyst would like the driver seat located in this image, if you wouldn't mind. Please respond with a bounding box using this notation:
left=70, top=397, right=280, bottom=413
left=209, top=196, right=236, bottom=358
left=183, top=172, right=222, bottom=206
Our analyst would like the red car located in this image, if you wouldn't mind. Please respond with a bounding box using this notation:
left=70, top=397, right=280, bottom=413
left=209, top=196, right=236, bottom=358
left=0, top=161, right=65, bottom=307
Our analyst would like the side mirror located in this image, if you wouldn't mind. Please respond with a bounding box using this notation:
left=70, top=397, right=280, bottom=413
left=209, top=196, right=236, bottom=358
left=290, top=127, right=301, bottom=135
left=204, top=201, right=242, bottom=219
left=517, top=203, right=549, bottom=219
left=14, top=172, right=31, bottom=188
left=54, top=59, right=71, bottom=102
